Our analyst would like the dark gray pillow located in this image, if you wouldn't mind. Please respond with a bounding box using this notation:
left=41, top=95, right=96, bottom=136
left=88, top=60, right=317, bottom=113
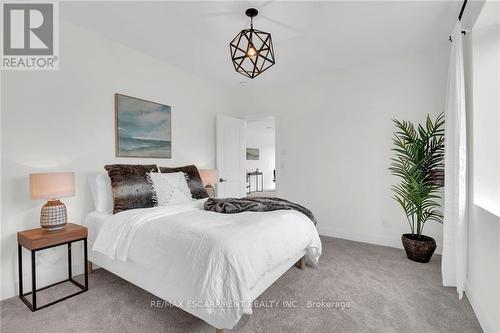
left=159, top=165, right=208, bottom=199
left=104, top=164, right=158, bottom=214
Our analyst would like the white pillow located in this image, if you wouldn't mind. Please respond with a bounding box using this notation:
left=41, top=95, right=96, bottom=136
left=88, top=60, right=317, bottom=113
left=88, top=174, right=99, bottom=209
left=87, top=173, right=113, bottom=214
left=96, top=173, right=113, bottom=214
left=147, top=172, right=193, bottom=206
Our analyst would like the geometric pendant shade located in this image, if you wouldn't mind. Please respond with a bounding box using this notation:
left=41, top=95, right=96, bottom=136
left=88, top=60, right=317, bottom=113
left=229, top=8, right=276, bottom=79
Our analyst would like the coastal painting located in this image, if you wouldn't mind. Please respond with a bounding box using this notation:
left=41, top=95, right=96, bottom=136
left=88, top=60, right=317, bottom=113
left=246, top=148, right=259, bottom=160
left=115, top=94, right=171, bottom=158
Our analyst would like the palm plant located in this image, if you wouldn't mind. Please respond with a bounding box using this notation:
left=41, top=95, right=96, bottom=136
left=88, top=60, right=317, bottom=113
left=389, top=113, right=445, bottom=239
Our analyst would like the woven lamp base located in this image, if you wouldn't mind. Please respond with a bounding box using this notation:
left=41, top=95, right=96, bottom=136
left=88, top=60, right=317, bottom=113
left=40, top=199, right=67, bottom=231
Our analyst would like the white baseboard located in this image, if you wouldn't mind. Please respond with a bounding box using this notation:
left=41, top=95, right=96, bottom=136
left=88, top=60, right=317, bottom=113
left=466, top=282, right=497, bottom=333
left=318, top=225, right=443, bottom=255
left=0, top=281, right=17, bottom=301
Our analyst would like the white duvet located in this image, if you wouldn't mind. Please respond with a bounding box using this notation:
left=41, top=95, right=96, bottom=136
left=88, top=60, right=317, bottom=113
left=92, top=199, right=322, bottom=329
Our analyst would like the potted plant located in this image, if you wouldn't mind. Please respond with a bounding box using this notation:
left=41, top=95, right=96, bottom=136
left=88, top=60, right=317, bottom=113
left=389, top=113, right=445, bottom=263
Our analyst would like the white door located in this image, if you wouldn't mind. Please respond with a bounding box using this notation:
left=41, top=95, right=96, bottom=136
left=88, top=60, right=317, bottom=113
left=216, top=114, right=246, bottom=198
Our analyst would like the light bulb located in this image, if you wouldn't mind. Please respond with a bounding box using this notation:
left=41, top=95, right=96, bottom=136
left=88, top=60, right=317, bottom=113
left=247, top=45, right=257, bottom=58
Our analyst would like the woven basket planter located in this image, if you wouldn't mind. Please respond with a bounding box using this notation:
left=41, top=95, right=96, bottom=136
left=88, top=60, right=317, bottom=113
left=401, top=234, right=436, bottom=263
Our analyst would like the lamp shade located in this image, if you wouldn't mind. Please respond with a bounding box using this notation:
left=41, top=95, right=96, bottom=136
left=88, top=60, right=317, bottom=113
left=199, top=169, right=218, bottom=187
left=30, top=172, right=75, bottom=200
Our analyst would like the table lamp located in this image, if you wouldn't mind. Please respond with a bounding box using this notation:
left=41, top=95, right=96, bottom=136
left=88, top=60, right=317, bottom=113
left=30, top=172, right=75, bottom=231
left=199, top=169, right=218, bottom=197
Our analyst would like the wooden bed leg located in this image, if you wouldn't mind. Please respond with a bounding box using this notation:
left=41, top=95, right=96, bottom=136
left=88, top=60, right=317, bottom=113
left=215, top=328, right=224, bottom=333
left=87, top=260, right=93, bottom=274
left=298, top=256, right=306, bottom=270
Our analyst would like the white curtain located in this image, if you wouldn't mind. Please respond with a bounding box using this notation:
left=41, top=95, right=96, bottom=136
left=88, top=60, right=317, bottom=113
left=442, top=22, right=468, bottom=299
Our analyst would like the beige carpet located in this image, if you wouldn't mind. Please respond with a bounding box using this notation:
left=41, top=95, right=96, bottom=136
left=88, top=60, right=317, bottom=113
left=0, top=237, right=481, bottom=333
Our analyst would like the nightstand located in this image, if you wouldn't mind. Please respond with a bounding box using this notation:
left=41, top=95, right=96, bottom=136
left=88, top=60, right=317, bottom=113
left=17, top=223, right=88, bottom=311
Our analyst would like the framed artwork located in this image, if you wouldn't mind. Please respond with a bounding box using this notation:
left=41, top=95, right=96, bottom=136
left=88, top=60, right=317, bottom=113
left=115, top=93, right=172, bottom=158
left=246, top=148, right=259, bottom=160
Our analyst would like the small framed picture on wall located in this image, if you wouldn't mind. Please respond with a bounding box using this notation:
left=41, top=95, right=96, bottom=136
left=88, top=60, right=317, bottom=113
left=246, top=148, right=259, bottom=160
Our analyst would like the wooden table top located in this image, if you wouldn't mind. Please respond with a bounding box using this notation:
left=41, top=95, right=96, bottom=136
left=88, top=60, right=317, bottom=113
left=17, top=223, right=87, bottom=250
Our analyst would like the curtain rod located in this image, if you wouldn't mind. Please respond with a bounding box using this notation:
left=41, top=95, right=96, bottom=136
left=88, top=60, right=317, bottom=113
left=449, top=0, right=468, bottom=42
left=458, top=0, right=468, bottom=21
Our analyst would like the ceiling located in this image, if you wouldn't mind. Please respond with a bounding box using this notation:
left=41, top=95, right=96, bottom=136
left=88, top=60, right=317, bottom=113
left=247, top=118, right=276, bottom=131
left=474, top=0, right=499, bottom=29
left=247, top=119, right=276, bottom=142
left=61, top=1, right=461, bottom=88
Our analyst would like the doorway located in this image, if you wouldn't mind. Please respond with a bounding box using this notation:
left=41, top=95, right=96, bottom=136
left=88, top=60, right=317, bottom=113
left=245, top=118, right=276, bottom=197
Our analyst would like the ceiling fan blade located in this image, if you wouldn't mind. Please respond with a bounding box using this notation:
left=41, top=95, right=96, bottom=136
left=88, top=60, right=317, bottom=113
left=203, top=11, right=239, bottom=18
left=258, top=14, right=301, bottom=33
left=258, top=1, right=274, bottom=10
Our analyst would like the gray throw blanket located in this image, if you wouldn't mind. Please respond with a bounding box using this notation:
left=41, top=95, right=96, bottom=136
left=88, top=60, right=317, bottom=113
left=204, top=197, right=317, bottom=226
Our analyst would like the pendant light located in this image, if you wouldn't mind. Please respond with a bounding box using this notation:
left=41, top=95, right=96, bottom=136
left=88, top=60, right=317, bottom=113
left=229, top=8, right=276, bottom=79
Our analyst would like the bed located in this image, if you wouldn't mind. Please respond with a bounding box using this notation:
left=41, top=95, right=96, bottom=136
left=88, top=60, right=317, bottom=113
left=86, top=166, right=322, bottom=332
left=86, top=199, right=322, bottom=332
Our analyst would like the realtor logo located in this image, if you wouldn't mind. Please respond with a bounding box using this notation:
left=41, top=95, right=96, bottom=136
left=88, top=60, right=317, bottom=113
left=1, top=2, right=58, bottom=70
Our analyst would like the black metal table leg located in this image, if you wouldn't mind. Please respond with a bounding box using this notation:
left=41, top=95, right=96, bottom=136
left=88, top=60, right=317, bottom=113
left=31, top=250, right=36, bottom=311
left=18, top=245, right=23, bottom=305
left=68, top=242, right=72, bottom=279
left=84, top=238, right=88, bottom=291
left=18, top=238, right=88, bottom=311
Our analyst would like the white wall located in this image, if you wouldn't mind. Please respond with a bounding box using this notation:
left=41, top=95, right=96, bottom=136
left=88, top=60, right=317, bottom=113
left=236, top=49, right=449, bottom=253
left=471, top=0, right=500, bottom=217
left=466, top=207, right=500, bottom=333
left=463, top=2, right=500, bottom=331
left=246, top=120, right=276, bottom=191
left=0, top=21, right=235, bottom=300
